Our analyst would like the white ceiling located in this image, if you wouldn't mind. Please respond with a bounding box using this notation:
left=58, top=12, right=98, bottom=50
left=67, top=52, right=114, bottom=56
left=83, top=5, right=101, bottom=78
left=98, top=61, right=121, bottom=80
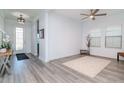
left=2, top=9, right=124, bottom=22
left=52, top=9, right=124, bottom=21
left=2, top=9, right=42, bottom=21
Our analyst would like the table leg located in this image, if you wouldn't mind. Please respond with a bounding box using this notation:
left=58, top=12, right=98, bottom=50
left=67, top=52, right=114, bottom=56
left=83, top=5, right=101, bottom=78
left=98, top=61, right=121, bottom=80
left=5, top=64, right=10, bottom=74
left=0, top=64, right=10, bottom=76
left=4, top=56, right=11, bottom=74
left=0, top=56, right=11, bottom=76
left=117, top=53, right=119, bottom=62
left=0, top=63, right=6, bottom=76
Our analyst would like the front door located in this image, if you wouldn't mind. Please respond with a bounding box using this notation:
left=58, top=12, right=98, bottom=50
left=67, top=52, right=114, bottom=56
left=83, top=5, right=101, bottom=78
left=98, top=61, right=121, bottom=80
left=15, top=27, right=24, bottom=53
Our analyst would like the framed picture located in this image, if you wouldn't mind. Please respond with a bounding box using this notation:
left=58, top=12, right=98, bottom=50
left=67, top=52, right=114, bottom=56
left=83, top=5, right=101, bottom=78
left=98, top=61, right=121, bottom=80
left=39, top=29, right=44, bottom=39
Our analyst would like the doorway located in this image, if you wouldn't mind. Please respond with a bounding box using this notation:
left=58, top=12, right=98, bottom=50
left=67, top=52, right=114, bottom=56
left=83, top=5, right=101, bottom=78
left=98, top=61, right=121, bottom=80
left=15, top=27, right=24, bottom=53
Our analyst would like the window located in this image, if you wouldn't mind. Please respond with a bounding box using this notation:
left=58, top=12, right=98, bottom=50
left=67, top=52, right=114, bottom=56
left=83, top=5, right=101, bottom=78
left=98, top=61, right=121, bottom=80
left=16, top=27, right=23, bottom=50
left=105, top=26, right=122, bottom=48
left=90, top=30, right=101, bottom=47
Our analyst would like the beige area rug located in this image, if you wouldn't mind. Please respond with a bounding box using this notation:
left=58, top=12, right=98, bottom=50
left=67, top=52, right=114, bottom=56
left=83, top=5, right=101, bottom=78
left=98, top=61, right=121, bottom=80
left=63, top=56, right=111, bottom=78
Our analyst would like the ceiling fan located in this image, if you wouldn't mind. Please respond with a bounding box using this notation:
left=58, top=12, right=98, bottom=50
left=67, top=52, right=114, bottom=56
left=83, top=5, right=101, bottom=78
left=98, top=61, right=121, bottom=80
left=80, top=9, right=107, bottom=20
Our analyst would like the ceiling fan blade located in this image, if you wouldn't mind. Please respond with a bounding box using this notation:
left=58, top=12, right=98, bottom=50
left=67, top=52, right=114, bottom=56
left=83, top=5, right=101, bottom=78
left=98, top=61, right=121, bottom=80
left=81, top=16, right=89, bottom=20
left=95, top=13, right=107, bottom=16
left=90, top=9, right=93, bottom=13
left=80, top=14, right=89, bottom=16
left=93, top=9, right=99, bottom=15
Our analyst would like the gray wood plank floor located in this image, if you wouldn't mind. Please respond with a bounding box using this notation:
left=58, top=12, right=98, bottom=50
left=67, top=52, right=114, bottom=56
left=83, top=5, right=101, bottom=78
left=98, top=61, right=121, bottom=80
left=0, top=54, right=124, bottom=83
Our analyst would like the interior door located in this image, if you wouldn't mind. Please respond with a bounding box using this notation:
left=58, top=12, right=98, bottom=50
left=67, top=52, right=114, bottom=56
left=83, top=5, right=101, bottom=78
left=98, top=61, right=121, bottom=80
left=15, top=27, right=25, bottom=54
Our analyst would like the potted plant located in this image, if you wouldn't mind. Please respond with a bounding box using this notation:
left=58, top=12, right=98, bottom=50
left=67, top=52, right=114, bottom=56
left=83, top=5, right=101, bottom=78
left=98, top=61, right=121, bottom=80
left=0, top=35, right=11, bottom=53
left=0, top=43, right=7, bottom=53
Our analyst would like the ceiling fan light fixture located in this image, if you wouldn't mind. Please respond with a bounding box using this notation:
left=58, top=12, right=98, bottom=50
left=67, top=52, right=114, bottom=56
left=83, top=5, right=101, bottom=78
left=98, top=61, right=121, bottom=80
left=90, top=15, right=94, bottom=19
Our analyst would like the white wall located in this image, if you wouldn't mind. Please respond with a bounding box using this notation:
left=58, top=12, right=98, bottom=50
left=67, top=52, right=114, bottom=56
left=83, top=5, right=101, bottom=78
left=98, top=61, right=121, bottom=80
left=0, top=11, right=4, bottom=31
left=38, top=11, right=49, bottom=62
left=5, top=19, right=32, bottom=53
left=31, top=11, right=49, bottom=62
left=31, top=20, right=37, bottom=56
left=82, top=15, right=124, bottom=59
left=31, top=10, right=48, bottom=62
left=48, top=12, right=82, bottom=61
